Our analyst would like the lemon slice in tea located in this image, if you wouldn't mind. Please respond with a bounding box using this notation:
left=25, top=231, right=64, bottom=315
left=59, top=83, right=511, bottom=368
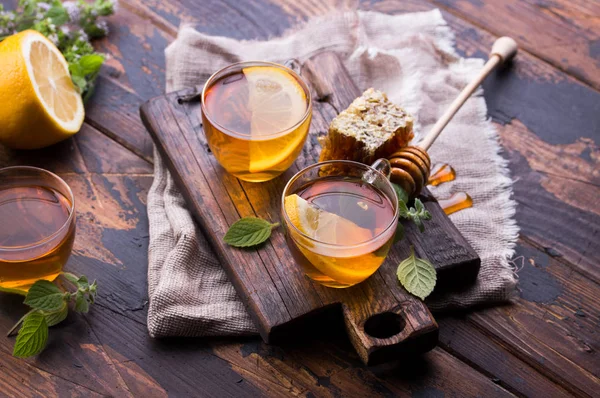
left=284, top=194, right=373, bottom=245
left=243, top=66, right=308, bottom=173
left=284, top=194, right=384, bottom=285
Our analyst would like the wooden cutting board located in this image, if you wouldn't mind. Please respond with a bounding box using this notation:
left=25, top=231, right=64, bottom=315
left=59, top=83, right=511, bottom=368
left=140, top=52, right=480, bottom=365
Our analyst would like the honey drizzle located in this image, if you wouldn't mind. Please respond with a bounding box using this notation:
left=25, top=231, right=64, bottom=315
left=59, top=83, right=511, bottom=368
left=428, top=163, right=456, bottom=186
left=438, top=192, right=473, bottom=215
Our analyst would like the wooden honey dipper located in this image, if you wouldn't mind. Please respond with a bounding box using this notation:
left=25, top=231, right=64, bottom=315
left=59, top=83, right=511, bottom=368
left=388, top=37, right=518, bottom=198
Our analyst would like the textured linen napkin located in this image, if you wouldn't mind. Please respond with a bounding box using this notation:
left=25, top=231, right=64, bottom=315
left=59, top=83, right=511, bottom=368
left=146, top=9, right=519, bottom=338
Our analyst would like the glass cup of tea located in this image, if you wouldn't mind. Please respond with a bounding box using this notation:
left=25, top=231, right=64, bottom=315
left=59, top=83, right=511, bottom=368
left=0, top=166, right=76, bottom=293
left=281, top=159, right=399, bottom=288
left=201, top=61, right=312, bottom=182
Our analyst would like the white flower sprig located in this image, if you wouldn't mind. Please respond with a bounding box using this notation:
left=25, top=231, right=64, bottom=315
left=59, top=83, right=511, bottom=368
left=0, top=0, right=117, bottom=98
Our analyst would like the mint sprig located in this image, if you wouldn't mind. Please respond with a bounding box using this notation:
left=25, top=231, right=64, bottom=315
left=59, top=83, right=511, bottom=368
left=392, top=183, right=432, bottom=233
left=396, top=247, right=437, bottom=300
left=7, top=272, right=98, bottom=358
left=224, top=217, right=280, bottom=248
left=398, top=198, right=432, bottom=233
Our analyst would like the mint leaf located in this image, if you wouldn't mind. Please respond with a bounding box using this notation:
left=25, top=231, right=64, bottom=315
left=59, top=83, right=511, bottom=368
left=414, top=198, right=428, bottom=215
left=79, top=54, right=104, bottom=75
left=13, top=313, right=48, bottom=358
left=71, top=74, right=87, bottom=93
left=76, top=275, right=89, bottom=290
left=224, top=217, right=279, bottom=248
left=75, top=291, right=90, bottom=313
left=88, top=280, right=97, bottom=304
left=42, top=302, right=69, bottom=327
left=396, top=247, right=437, bottom=300
left=62, top=272, right=80, bottom=285
left=397, top=197, right=432, bottom=233
left=397, top=199, right=410, bottom=218
left=47, top=6, right=69, bottom=25
left=24, top=280, right=67, bottom=312
left=393, top=223, right=405, bottom=244
left=392, top=183, right=408, bottom=205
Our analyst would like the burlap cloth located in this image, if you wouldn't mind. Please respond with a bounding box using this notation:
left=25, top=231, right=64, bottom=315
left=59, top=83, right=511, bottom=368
left=146, top=10, right=519, bottom=338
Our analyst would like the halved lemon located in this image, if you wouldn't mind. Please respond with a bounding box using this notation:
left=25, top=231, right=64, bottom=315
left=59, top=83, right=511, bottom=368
left=0, top=30, right=84, bottom=149
left=243, top=66, right=309, bottom=173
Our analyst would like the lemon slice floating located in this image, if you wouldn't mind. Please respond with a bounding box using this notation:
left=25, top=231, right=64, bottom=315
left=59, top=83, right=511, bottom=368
left=243, top=66, right=308, bottom=173
left=284, top=194, right=372, bottom=245
left=0, top=30, right=84, bottom=149
left=284, top=194, right=384, bottom=285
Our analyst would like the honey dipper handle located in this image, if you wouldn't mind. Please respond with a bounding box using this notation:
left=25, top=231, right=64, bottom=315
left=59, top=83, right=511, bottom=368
left=417, top=37, right=518, bottom=151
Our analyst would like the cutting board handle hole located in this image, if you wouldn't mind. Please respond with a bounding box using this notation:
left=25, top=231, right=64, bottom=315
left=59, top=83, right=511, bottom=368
left=363, top=312, right=406, bottom=339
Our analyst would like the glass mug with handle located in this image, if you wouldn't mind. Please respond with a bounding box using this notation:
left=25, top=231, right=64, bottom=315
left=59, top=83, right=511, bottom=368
left=201, top=61, right=312, bottom=183
left=282, top=159, right=399, bottom=288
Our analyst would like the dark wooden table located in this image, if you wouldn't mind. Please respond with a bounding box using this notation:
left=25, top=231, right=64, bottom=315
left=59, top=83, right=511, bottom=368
left=1, top=0, right=598, bottom=396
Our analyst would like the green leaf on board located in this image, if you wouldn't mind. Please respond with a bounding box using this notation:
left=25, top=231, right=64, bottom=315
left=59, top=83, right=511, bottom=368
left=224, top=217, right=280, bottom=248
left=42, top=302, right=69, bottom=327
left=392, top=183, right=408, bottom=205
left=62, top=272, right=80, bottom=285
left=396, top=247, right=437, bottom=300
left=74, top=291, right=90, bottom=313
left=13, top=312, right=48, bottom=358
left=23, top=280, right=67, bottom=312
left=76, top=275, right=89, bottom=290
left=397, top=196, right=432, bottom=233
left=393, top=223, right=405, bottom=244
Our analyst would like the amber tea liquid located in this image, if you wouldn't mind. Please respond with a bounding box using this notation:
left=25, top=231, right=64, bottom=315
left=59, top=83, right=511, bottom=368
left=0, top=184, right=75, bottom=292
left=202, top=62, right=311, bottom=182
left=286, top=177, right=396, bottom=288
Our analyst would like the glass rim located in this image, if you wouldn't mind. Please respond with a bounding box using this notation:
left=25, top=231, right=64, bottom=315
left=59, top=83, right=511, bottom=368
left=281, top=160, right=399, bottom=250
left=0, top=166, right=75, bottom=252
left=200, top=60, right=313, bottom=140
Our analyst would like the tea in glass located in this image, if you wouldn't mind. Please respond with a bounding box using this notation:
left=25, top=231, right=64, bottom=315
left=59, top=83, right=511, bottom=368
left=0, top=167, right=76, bottom=293
left=282, top=161, right=398, bottom=288
left=202, top=61, right=312, bottom=182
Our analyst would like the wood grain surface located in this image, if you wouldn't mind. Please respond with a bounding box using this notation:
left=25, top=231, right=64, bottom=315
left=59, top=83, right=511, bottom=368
left=0, top=0, right=598, bottom=396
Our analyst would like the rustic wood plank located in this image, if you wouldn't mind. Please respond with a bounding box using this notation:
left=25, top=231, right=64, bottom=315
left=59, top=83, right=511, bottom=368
left=75, top=124, right=153, bottom=175
left=214, top=328, right=516, bottom=397
left=464, top=240, right=600, bottom=397
left=86, top=305, right=266, bottom=397
left=0, top=137, right=86, bottom=174
left=436, top=315, right=574, bottom=397
left=85, top=76, right=154, bottom=163
left=430, top=0, right=600, bottom=90
left=0, top=345, right=105, bottom=398
left=93, top=5, right=170, bottom=100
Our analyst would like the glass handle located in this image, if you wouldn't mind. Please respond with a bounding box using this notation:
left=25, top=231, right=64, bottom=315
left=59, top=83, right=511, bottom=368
left=284, top=58, right=302, bottom=74
left=370, top=158, right=391, bottom=179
